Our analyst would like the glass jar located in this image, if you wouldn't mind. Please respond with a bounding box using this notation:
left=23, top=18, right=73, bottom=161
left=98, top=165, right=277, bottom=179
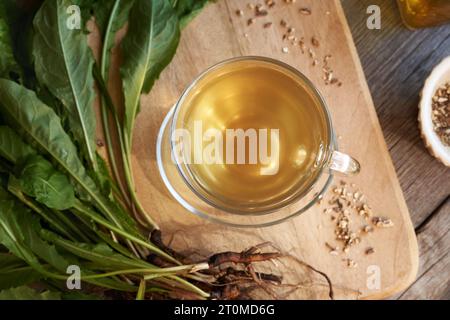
left=398, top=0, right=450, bottom=28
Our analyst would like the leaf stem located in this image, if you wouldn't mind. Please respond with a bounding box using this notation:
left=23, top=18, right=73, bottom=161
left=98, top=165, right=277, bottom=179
left=95, top=14, right=159, bottom=230
left=81, top=263, right=207, bottom=280
left=136, top=278, right=146, bottom=300
left=167, top=275, right=210, bottom=298
left=94, top=66, right=131, bottom=207
left=73, top=200, right=177, bottom=265
left=121, top=142, right=160, bottom=230
left=7, top=183, right=80, bottom=242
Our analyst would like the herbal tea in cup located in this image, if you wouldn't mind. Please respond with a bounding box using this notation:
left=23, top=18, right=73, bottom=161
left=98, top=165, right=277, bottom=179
left=166, top=57, right=360, bottom=215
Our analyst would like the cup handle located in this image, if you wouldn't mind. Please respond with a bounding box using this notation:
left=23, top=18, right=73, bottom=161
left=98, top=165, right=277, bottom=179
left=329, top=151, right=361, bottom=176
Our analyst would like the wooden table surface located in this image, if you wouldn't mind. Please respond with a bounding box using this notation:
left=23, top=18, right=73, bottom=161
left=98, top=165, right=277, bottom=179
left=341, top=0, right=450, bottom=299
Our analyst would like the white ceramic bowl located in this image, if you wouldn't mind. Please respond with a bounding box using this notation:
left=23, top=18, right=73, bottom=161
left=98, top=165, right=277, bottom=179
left=419, top=56, right=450, bottom=167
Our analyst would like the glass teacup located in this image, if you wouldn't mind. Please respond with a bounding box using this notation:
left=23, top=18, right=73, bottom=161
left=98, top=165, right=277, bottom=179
left=157, top=56, right=360, bottom=227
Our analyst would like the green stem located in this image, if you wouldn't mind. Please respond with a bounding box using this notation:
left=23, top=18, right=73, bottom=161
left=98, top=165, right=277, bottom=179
left=136, top=278, right=146, bottom=300
left=82, top=264, right=205, bottom=280
left=43, top=269, right=136, bottom=291
left=97, top=72, right=159, bottom=230
left=94, top=227, right=137, bottom=259
left=95, top=9, right=159, bottom=230
left=122, top=131, right=159, bottom=230
left=50, top=208, right=92, bottom=243
left=73, top=200, right=178, bottom=265
left=8, top=185, right=78, bottom=242
left=167, top=275, right=210, bottom=298
left=96, top=76, right=159, bottom=229
left=94, top=67, right=130, bottom=207
left=69, top=209, right=102, bottom=243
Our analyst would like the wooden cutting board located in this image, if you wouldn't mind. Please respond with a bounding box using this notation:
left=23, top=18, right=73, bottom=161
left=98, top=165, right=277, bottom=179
left=102, top=0, right=419, bottom=299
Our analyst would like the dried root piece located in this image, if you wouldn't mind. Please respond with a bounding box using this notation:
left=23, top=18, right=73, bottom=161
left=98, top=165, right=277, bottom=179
left=431, top=83, right=450, bottom=146
left=211, top=284, right=241, bottom=300
left=208, top=251, right=281, bottom=268
left=241, top=242, right=335, bottom=300
left=372, top=217, right=394, bottom=228
left=216, top=267, right=282, bottom=284
left=148, top=232, right=334, bottom=300
left=299, top=7, right=312, bottom=15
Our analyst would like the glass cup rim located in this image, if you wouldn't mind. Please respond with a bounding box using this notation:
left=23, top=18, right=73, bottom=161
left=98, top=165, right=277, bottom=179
left=170, top=56, right=336, bottom=216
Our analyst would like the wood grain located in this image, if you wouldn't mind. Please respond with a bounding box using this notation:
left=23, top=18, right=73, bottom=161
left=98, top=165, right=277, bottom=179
left=341, top=0, right=450, bottom=228
left=341, top=0, right=450, bottom=299
left=98, top=0, right=419, bottom=299
left=398, top=198, right=450, bottom=299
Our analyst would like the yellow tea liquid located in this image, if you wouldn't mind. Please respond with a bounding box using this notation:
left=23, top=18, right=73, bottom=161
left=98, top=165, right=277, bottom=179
left=175, top=59, right=330, bottom=211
